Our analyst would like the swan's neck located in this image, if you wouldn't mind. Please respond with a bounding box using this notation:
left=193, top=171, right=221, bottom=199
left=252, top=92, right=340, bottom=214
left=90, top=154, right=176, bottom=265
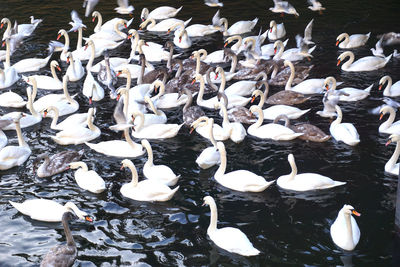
left=182, top=90, right=192, bottom=112
left=87, top=109, right=96, bottom=131
left=138, top=57, right=145, bottom=85
left=287, top=157, right=297, bottom=181
left=143, top=141, right=154, bottom=167
left=126, top=161, right=139, bottom=187
left=105, top=58, right=112, bottom=81
left=215, top=144, right=227, bottom=178
left=332, top=107, right=343, bottom=126
left=175, top=61, right=183, bottom=78
left=26, top=89, right=39, bottom=117
left=195, top=53, right=201, bottom=75
left=382, top=109, right=396, bottom=130
left=135, top=112, right=145, bottom=131
left=62, top=77, right=74, bottom=104
left=218, top=71, right=226, bottom=93
left=129, top=32, right=139, bottom=61
left=77, top=28, right=83, bottom=50
left=147, top=19, right=156, bottom=29
left=206, top=70, right=218, bottom=92
left=344, top=213, right=354, bottom=249
left=50, top=64, right=61, bottom=82
left=342, top=52, right=354, bottom=70
left=5, top=38, right=10, bottom=68
left=62, top=215, right=75, bottom=247
left=94, top=14, right=102, bottom=32
left=75, top=162, right=88, bottom=171
left=229, top=53, right=237, bottom=73
left=257, top=90, right=267, bottom=109
left=196, top=77, right=206, bottom=105
left=208, top=120, right=217, bottom=148
left=86, top=42, right=95, bottom=71
left=221, top=18, right=228, bottom=36
left=231, top=36, right=242, bottom=51
left=4, top=19, right=11, bottom=38
left=220, top=105, right=230, bottom=127
left=276, top=41, right=284, bottom=59
left=15, top=121, right=28, bottom=148
left=384, top=77, right=393, bottom=95
left=285, top=62, right=295, bottom=90
left=122, top=89, right=129, bottom=117
left=123, top=129, right=140, bottom=150
left=49, top=107, right=60, bottom=129
left=207, top=200, right=218, bottom=234
left=253, top=108, right=264, bottom=129
left=388, top=141, right=400, bottom=169
left=63, top=32, right=70, bottom=54
left=114, top=21, right=125, bottom=38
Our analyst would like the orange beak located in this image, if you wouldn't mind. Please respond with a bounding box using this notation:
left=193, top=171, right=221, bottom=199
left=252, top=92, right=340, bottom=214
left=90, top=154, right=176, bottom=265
left=124, top=23, right=127, bottom=28
left=224, top=42, right=228, bottom=48
left=120, top=165, right=125, bottom=170
left=269, top=28, right=272, bottom=33
left=127, top=34, right=132, bottom=39
left=179, top=36, right=182, bottom=43
left=351, top=210, right=361, bottom=217
left=57, top=33, right=61, bottom=40
left=89, top=96, right=92, bottom=105
left=116, top=94, right=121, bottom=101
left=43, top=110, right=48, bottom=117
left=379, top=113, right=384, bottom=120
left=167, top=29, right=171, bottom=34
left=139, top=27, right=143, bottom=31
left=66, top=57, right=70, bottom=64
left=189, top=127, right=195, bottom=134
left=2, top=41, right=5, bottom=47
left=250, top=95, right=256, bottom=103
left=325, top=84, right=329, bottom=90
left=386, top=139, right=392, bottom=146
left=85, top=215, right=93, bottom=222
left=335, top=40, right=340, bottom=46
left=154, top=86, right=159, bottom=93
left=191, top=78, right=196, bottom=85
left=56, top=65, right=61, bottom=71
left=378, top=84, right=383, bottom=90
left=92, top=17, right=95, bottom=22
left=0, top=23, right=3, bottom=29
left=274, top=47, right=277, bottom=54
left=116, top=71, right=122, bottom=77
left=337, top=59, right=341, bottom=66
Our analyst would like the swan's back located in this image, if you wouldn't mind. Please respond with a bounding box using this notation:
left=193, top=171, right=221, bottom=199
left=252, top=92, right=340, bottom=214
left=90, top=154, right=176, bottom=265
left=216, top=170, right=272, bottom=192
left=10, top=199, right=65, bottom=222
left=209, top=227, right=260, bottom=256
left=330, top=213, right=360, bottom=251
left=330, top=122, right=359, bottom=145
left=40, top=243, right=77, bottom=267
left=37, top=150, right=83, bottom=177
left=287, top=173, right=345, bottom=191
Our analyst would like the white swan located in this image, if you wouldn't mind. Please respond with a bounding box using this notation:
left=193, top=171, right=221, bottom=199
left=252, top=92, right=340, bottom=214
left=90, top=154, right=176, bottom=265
left=330, top=204, right=361, bottom=251
left=89, top=19, right=128, bottom=42
left=247, top=105, right=303, bottom=141
left=141, top=6, right=183, bottom=21
left=191, top=116, right=230, bottom=141
left=1, top=87, right=41, bottom=130
left=11, top=50, right=52, bottom=73
left=268, top=20, right=286, bottom=40
left=139, top=17, right=191, bottom=32
left=85, top=128, right=145, bottom=158
left=329, top=105, right=360, bottom=146
left=25, top=60, right=62, bottom=90
left=336, top=32, right=370, bottom=49
left=273, top=40, right=315, bottom=62
left=251, top=89, right=310, bottom=120
left=32, top=75, right=79, bottom=117
left=50, top=107, right=100, bottom=145
left=324, top=76, right=372, bottom=102
left=202, top=196, right=260, bottom=256
left=140, top=96, right=167, bottom=125
left=92, top=11, right=133, bottom=33
left=9, top=199, right=92, bottom=222
left=219, top=17, right=258, bottom=36
left=337, top=51, right=392, bottom=72
left=385, top=134, right=400, bottom=176
left=131, top=111, right=183, bottom=139
left=214, top=141, right=274, bottom=192
left=284, top=60, right=325, bottom=94
left=65, top=52, right=84, bottom=82
left=195, top=118, right=221, bottom=169
left=0, top=38, right=19, bottom=89
left=82, top=40, right=104, bottom=103
left=0, top=113, right=31, bottom=170
left=168, top=23, right=192, bottom=49
left=277, top=154, right=346, bottom=191
left=0, top=90, right=26, bottom=108
left=44, top=106, right=90, bottom=131
left=120, top=159, right=179, bottom=202
left=379, top=105, right=400, bottom=134
left=69, top=161, right=106, bottom=193
left=379, top=75, right=400, bottom=97
left=150, top=80, right=187, bottom=109
left=141, top=139, right=180, bottom=186
left=215, top=102, right=246, bottom=143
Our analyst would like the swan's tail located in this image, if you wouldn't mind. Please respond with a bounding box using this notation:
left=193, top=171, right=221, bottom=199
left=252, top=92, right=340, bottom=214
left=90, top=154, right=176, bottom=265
left=364, top=84, right=374, bottom=93
left=282, top=39, right=289, bottom=47
left=184, top=18, right=192, bottom=27
left=9, top=201, right=24, bottom=214
left=126, top=18, right=134, bottom=28
left=175, top=6, right=183, bottom=15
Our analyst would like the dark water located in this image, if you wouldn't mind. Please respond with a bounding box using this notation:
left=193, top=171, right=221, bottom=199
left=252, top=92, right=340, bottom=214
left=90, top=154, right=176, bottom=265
left=1, top=0, right=400, bottom=266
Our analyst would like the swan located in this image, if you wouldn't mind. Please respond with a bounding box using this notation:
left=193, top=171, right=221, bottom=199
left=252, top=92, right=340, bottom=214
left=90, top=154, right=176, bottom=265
left=1, top=17, right=41, bottom=39
left=243, top=36, right=288, bottom=59
left=141, top=6, right=183, bottom=21
left=200, top=48, right=226, bottom=64
left=1, top=87, right=41, bottom=130
left=86, top=128, right=145, bottom=158
left=50, top=107, right=100, bottom=145
left=139, top=17, right=191, bottom=32
left=25, top=60, right=62, bottom=90
left=32, top=75, right=79, bottom=118
left=115, top=0, right=134, bottom=15
left=0, top=41, right=19, bottom=89
left=379, top=105, right=400, bottom=134
left=191, top=116, right=230, bottom=141
left=0, top=118, right=12, bottom=149
left=336, top=32, right=370, bottom=49
left=69, top=161, right=106, bottom=193
left=251, top=88, right=310, bottom=120
left=65, top=52, right=84, bottom=82
left=316, top=90, right=341, bottom=118
left=91, top=11, right=133, bottom=33
left=273, top=39, right=315, bottom=62
left=195, top=118, right=221, bottom=169
left=131, top=111, right=183, bottom=139
left=44, top=106, right=90, bottom=131
left=214, top=142, right=274, bottom=192
left=268, top=20, right=286, bottom=41
left=40, top=212, right=78, bottom=267
left=219, top=17, right=258, bottom=36
left=11, top=50, right=52, bottom=73
left=217, top=92, right=257, bottom=125
left=277, top=154, right=345, bottom=191
left=273, top=114, right=331, bottom=142
left=330, top=205, right=361, bottom=251
left=97, top=50, right=117, bottom=98
left=120, top=159, right=179, bottom=202
left=324, top=76, right=372, bottom=102
left=82, top=40, right=104, bottom=103
left=150, top=80, right=188, bottom=109
left=168, top=23, right=192, bottom=49
left=284, top=60, right=325, bottom=94
left=202, top=196, right=260, bottom=256
left=89, top=19, right=128, bottom=42
left=337, top=51, right=392, bottom=72
left=180, top=88, right=205, bottom=126
left=0, top=113, right=31, bottom=170
left=379, top=75, right=400, bottom=97
left=34, top=150, right=84, bottom=178
left=224, top=35, right=245, bottom=54
left=385, top=134, right=400, bottom=176
left=215, top=102, right=246, bottom=143
left=247, top=105, right=303, bottom=141
left=141, top=139, right=180, bottom=186
left=329, top=105, right=360, bottom=146
left=56, top=29, right=71, bottom=61
left=9, top=199, right=92, bottom=222
left=142, top=96, right=167, bottom=125
left=0, top=90, right=26, bottom=108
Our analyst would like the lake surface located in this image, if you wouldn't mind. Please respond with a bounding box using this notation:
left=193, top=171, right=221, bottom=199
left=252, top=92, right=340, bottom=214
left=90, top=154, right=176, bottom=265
left=1, top=0, right=400, bottom=266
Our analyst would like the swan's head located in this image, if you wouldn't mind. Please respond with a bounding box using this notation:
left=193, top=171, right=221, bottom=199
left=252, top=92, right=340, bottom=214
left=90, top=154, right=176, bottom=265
left=283, top=60, right=292, bottom=68
left=250, top=89, right=263, bottom=104
left=127, top=29, right=137, bottom=39
left=340, top=204, right=361, bottom=217
left=192, top=73, right=203, bottom=84
left=26, top=75, right=38, bottom=86
left=57, top=29, right=67, bottom=40
left=12, top=112, right=25, bottom=123
left=337, top=51, right=353, bottom=66
left=84, top=39, right=94, bottom=50
left=323, top=76, right=336, bottom=90
left=249, top=105, right=262, bottom=115
left=202, top=196, right=216, bottom=207
left=335, top=33, right=348, bottom=46
left=140, top=8, right=149, bottom=21
left=378, top=75, right=391, bottom=90
left=151, top=79, right=164, bottom=93
left=269, top=20, right=277, bottom=32
left=190, top=116, right=209, bottom=133
left=64, top=202, right=93, bottom=222
left=50, top=60, right=61, bottom=71
left=91, top=11, right=100, bottom=22
left=379, top=105, right=394, bottom=120
left=387, top=134, right=400, bottom=146
left=121, top=159, right=134, bottom=170
left=216, top=141, right=225, bottom=153
left=273, top=40, right=283, bottom=54
left=69, top=161, right=87, bottom=170
left=66, top=52, right=73, bottom=64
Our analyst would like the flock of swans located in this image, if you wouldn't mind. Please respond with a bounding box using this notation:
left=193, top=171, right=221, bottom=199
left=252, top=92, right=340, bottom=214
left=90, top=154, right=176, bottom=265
left=0, top=0, right=399, bottom=265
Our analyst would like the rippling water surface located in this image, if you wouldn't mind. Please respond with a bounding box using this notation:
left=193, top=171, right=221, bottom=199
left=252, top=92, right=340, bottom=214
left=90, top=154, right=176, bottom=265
left=1, top=0, right=400, bottom=266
